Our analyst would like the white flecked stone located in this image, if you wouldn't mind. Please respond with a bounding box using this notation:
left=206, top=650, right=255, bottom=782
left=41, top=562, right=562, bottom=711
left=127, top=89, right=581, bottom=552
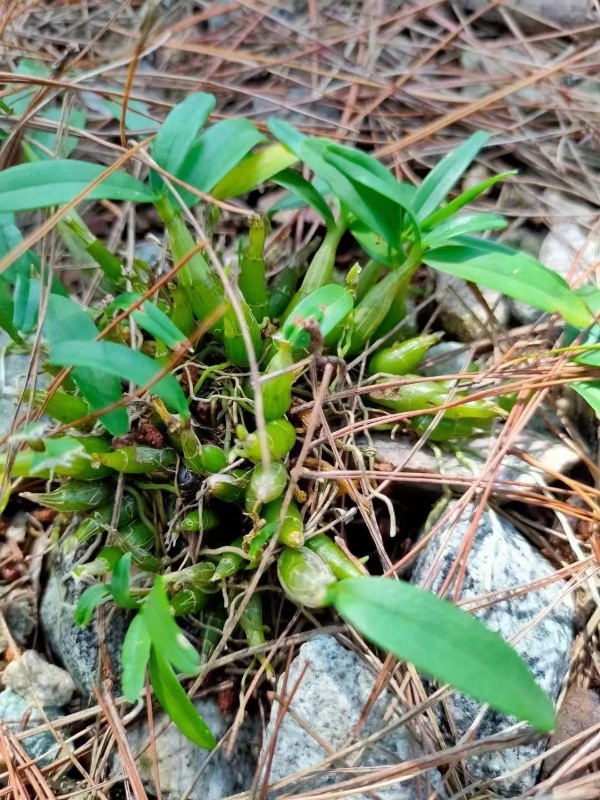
left=260, top=635, right=441, bottom=800
left=411, top=501, right=575, bottom=795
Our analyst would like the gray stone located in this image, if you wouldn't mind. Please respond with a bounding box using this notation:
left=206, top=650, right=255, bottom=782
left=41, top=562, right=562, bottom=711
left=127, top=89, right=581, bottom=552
left=411, top=502, right=575, bottom=795
left=110, top=698, right=258, bottom=800
left=0, top=689, right=64, bottom=767
left=458, top=0, right=597, bottom=30
left=0, top=333, right=33, bottom=438
left=421, top=341, right=473, bottom=377
left=4, top=591, right=36, bottom=646
left=260, top=635, right=441, bottom=799
left=40, top=536, right=131, bottom=695
left=365, top=427, right=580, bottom=494
left=3, top=650, right=76, bottom=706
left=435, top=272, right=509, bottom=341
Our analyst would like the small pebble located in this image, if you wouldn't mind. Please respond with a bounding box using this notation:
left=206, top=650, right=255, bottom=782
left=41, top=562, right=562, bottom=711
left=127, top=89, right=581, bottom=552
left=3, top=649, right=76, bottom=706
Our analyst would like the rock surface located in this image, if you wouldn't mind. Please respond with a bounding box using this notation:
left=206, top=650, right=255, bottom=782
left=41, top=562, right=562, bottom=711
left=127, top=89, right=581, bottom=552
left=40, top=535, right=131, bottom=695
left=458, top=0, right=598, bottom=30
left=0, top=688, right=64, bottom=767
left=542, top=687, right=600, bottom=781
left=3, top=650, right=76, bottom=706
left=260, top=635, right=441, bottom=800
left=421, top=341, right=473, bottom=377
left=411, top=501, right=575, bottom=795
left=366, top=428, right=580, bottom=494
left=110, top=697, right=258, bottom=800
left=435, top=272, right=509, bottom=341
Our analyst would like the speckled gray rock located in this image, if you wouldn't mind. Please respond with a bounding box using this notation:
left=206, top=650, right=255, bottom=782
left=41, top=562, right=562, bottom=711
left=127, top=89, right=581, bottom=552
left=411, top=502, right=575, bottom=795
left=110, top=697, right=258, bottom=799
left=458, top=0, right=597, bottom=30
left=0, top=689, right=64, bottom=767
left=0, top=332, right=33, bottom=437
left=260, top=635, right=441, bottom=799
left=366, top=428, right=580, bottom=495
left=435, top=273, right=509, bottom=341
left=40, top=536, right=131, bottom=695
left=3, top=650, right=76, bottom=706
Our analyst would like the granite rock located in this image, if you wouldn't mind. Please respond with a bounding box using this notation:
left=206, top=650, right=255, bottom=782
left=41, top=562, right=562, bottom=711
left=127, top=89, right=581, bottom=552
left=411, top=501, right=575, bottom=795
left=260, top=635, right=441, bottom=799
left=458, top=0, right=597, bottom=30
left=110, top=697, right=258, bottom=799
left=365, top=427, right=580, bottom=495
left=3, top=650, right=76, bottom=706
left=0, top=689, right=64, bottom=767
left=421, top=341, right=473, bottom=377
left=40, top=535, right=131, bottom=695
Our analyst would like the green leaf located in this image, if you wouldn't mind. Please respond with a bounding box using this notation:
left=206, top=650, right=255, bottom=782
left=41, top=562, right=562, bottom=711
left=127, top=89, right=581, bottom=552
left=74, top=584, right=111, bottom=628
left=414, top=132, right=490, bottom=221
left=282, top=284, right=354, bottom=349
left=149, top=92, right=216, bottom=194
left=422, top=172, right=516, bottom=230
left=329, top=577, right=556, bottom=732
left=44, top=293, right=128, bottom=436
left=110, top=553, right=140, bottom=609
left=571, top=381, right=600, bottom=414
left=212, top=143, right=298, bottom=200
left=0, top=160, right=157, bottom=213
left=0, top=277, right=19, bottom=342
left=148, top=647, right=216, bottom=749
left=107, top=293, right=187, bottom=349
left=267, top=118, right=307, bottom=155
left=29, top=438, right=89, bottom=476
left=423, top=239, right=592, bottom=328
left=48, top=340, right=189, bottom=418
left=422, top=213, right=507, bottom=246
left=268, top=175, right=331, bottom=215
left=298, top=139, right=403, bottom=249
left=121, top=612, right=152, bottom=702
left=177, top=118, right=265, bottom=206
left=143, top=577, right=200, bottom=675
left=271, top=168, right=335, bottom=227
left=348, top=217, right=397, bottom=268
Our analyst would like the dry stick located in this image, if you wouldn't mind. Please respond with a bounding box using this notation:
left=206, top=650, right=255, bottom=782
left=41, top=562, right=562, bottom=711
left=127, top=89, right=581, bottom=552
left=94, top=683, right=149, bottom=800
left=375, top=39, right=600, bottom=158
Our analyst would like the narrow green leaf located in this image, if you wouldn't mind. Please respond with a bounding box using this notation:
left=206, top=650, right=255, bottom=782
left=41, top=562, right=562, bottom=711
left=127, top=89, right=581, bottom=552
left=423, top=240, right=592, bottom=328
left=121, top=613, right=151, bottom=702
left=177, top=118, right=265, bottom=206
left=74, top=584, right=111, bottom=628
left=48, top=340, right=189, bottom=418
left=348, top=217, right=398, bottom=268
left=271, top=168, right=335, bottom=227
left=44, top=294, right=128, bottom=436
left=329, top=577, right=556, bottom=732
left=150, top=92, right=216, bottom=194
left=282, top=284, right=353, bottom=349
left=414, top=132, right=490, bottom=221
left=29, top=438, right=89, bottom=476
left=143, top=577, right=200, bottom=675
left=0, top=277, right=20, bottom=341
left=571, top=381, right=600, bottom=414
left=148, top=647, right=216, bottom=749
left=107, top=292, right=187, bottom=349
left=110, top=553, right=140, bottom=609
left=422, top=171, right=516, bottom=230
left=422, top=213, right=507, bottom=246
left=212, top=143, right=298, bottom=200
left=298, top=139, right=403, bottom=249
left=268, top=175, right=331, bottom=215
left=267, top=118, right=307, bottom=154
left=0, top=160, right=157, bottom=213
